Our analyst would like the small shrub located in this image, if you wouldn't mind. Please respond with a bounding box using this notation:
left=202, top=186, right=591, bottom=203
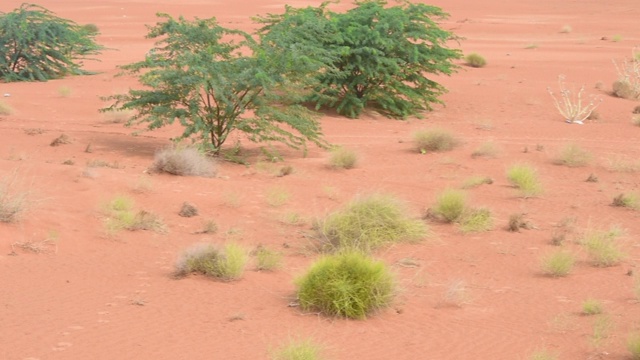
left=103, top=109, right=134, bottom=124
left=633, top=105, right=640, bottom=114
left=471, top=141, right=498, bottom=158
left=413, top=128, right=458, bottom=153
left=270, top=338, right=323, bottom=360
left=507, top=164, right=543, bottom=197
left=459, top=208, right=493, bottom=233
left=103, top=196, right=166, bottom=235
left=612, top=193, right=640, bottom=210
left=296, top=252, right=395, bottom=319
left=200, top=220, right=218, bottom=234
left=314, top=194, right=427, bottom=252
left=507, top=213, right=532, bottom=232
left=559, top=25, right=572, bottom=33
left=548, top=75, right=602, bottom=124
left=461, top=175, right=493, bottom=189
left=632, top=115, right=640, bottom=127
left=81, top=23, right=99, bottom=35
left=254, top=246, right=282, bottom=271
left=151, top=146, right=216, bottom=177
left=328, top=146, right=358, bottom=169
left=465, top=53, right=486, bottom=68
left=175, top=243, right=247, bottom=281
left=50, top=134, right=72, bottom=146
left=540, top=250, right=575, bottom=277
left=628, top=332, right=640, bottom=360
left=580, top=226, right=625, bottom=267
left=57, top=86, right=72, bottom=97
left=0, top=100, right=15, bottom=115
left=0, top=173, right=29, bottom=222
left=432, top=188, right=466, bottom=223
left=613, top=80, right=636, bottom=99
left=280, top=212, right=305, bottom=226
left=529, top=349, right=558, bottom=360
left=266, top=186, right=291, bottom=207
left=178, top=202, right=199, bottom=217
left=581, top=299, right=603, bottom=315
left=553, top=143, right=592, bottom=167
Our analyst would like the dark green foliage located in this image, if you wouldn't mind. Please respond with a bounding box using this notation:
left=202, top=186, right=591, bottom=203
left=296, top=252, right=395, bottom=319
left=0, top=4, right=103, bottom=82
left=257, top=0, right=462, bottom=119
left=103, top=14, right=326, bottom=155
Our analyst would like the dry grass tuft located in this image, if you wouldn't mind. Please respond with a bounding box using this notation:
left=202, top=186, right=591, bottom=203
left=50, top=134, right=72, bottom=146
left=151, top=146, right=216, bottom=177
left=0, top=172, right=31, bottom=223
left=0, top=100, right=14, bottom=115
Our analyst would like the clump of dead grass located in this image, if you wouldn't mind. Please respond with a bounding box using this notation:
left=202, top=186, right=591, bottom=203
left=0, top=172, right=31, bottom=223
left=50, top=134, right=72, bottom=146
left=174, top=242, right=247, bottom=281
left=151, top=146, right=216, bottom=177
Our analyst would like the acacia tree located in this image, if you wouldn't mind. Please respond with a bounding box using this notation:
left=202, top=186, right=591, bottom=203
left=0, top=4, right=103, bottom=82
left=257, top=0, right=462, bottom=119
left=103, top=14, right=325, bottom=155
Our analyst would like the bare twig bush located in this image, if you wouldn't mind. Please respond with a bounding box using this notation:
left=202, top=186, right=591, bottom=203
left=548, top=75, right=602, bottom=124
left=612, top=47, right=640, bottom=100
left=0, top=172, right=31, bottom=222
left=151, top=146, right=216, bottom=177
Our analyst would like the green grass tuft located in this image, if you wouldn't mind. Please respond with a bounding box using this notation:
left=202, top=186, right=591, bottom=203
left=553, top=143, right=592, bottom=167
left=507, top=164, right=543, bottom=197
left=629, top=332, right=640, bottom=360
left=581, top=298, right=604, bottom=315
left=540, top=250, right=575, bottom=277
left=461, top=175, right=493, bottom=189
left=465, top=53, right=487, bottom=68
left=270, top=338, right=324, bottom=360
left=458, top=208, right=493, bottom=233
left=432, top=188, right=467, bottom=223
left=296, top=252, right=395, bottom=319
left=413, top=128, right=458, bottom=153
left=612, top=193, right=640, bottom=210
left=580, top=226, right=626, bottom=267
left=328, top=146, right=358, bottom=169
left=255, top=246, right=283, bottom=271
left=175, top=243, right=247, bottom=281
left=266, top=186, right=291, bottom=207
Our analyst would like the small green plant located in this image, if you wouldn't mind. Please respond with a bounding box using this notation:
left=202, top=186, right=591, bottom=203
left=612, top=34, right=623, bottom=42
left=580, top=226, right=625, bottom=267
left=507, top=164, right=543, bottom=197
left=471, top=141, right=498, bottom=158
left=314, top=194, right=427, bottom=252
left=151, top=146, right=216, bottom=177
left=413, top=128, right=458, bottom=153
left=540, top=250, right=575, bottom=277
left=612, top=193, right=640, bottom=210
left=461, top=175, right=493, bottom=189
left=0, top=4, right=104, bottom=82
left=328, top=146, right=358, bottom=169
left=465, top=53, right=487, bottom=68
left=103, top=195, right=166, bottom=235
left=628, top=332, right=640, bottom=360
left=254, top=246, right=282, bottom=271
left=553, top=143, right=592, bottom=167
left=458, top=208, right=493, bottom=233
left=175, top=242, right=247, bottom=281
left=296, top=252, right=395, bottom=319
left=280, top=212, right=305, bottom=226
left=270, top=337, right=324, bottom=360
left=591, top=315, right=613, bottom=348
left=581, top=298, right=603, bottom=315
left=0, top=100, right=14, bottom=115
left=265, top=186, right=291, bottom=207
left=432, top=188, right=467, bottom=223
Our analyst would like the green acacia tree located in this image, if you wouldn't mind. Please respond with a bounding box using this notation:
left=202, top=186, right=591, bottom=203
left=257, top=0, right=462, bottom=119
left=0, top=3, right=103, bottom=82
left=103, top=14, right=325, bottom=155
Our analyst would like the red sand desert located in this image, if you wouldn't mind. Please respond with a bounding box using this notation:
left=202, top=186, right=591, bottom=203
left=1, top=0, right=640, bottom=359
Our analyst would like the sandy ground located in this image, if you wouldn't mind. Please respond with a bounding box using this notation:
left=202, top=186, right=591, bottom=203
left=1, top=0, right=640, bottom=359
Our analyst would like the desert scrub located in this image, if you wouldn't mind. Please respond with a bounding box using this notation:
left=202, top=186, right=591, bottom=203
left=151, top=146, right=216, bottom=177
left=314, top=194, right=427, bottom=253
left=540, top=250, right=575, bottom=277
left=265, top=186, right=291, bottom=207
left=553, top=143, right=592, bottom=167
left=465, top=53, right=486, bottom=68
left=413, top=128, right=458, bottom=153
left=580, top=226, right=625, bottom=267
left=432, top=188, right=467, bottom=223
left=175, top=243, right=247, bottom=281
left=529, top=349, right=558, bottom=360
left=471, top=141, right=498, bottom=158
left=0, top=100, right=15, bottom=115
left=458, top=208, right=493, bottom=233
left=328, top=146, right=358, bottom=169
left=581, top=299, right=603, bottom=315
left=633, top=115, right=640, bottom=127
left=612, top=193, right=640, bottom=210
left=612, top=47, right=640, bottom=100
left=296, top=252, right=395, bottom=319
left=0, top=173, right=30, bottom=222
left=548, top=75, right=602, bottom=124
left=103, top=195, right=166, bottom=235
left=506, top=164, right=543, bottom=197
left=270, top=338, right=324, bottom=360
left=254, top=246, right=282, bottom=271
left=461, top=175, right=493, bottom=189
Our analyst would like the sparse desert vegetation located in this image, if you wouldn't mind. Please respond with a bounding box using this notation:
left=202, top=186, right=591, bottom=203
left=581, top=299, right=604, bottom=315
left=540, top=250, right=575, bottom=277
left=465, top=53, right=487, bottom=68
left=175, top=242, right=247, bottom=281
left=151, top=146, right=216, bottom=177
left=413, top=128, right=458, bottom=153
left=328, top=146, right=358, bottom=169
left=0, top=173, right=30, bottom=223
left=553, top=143, right=592, bottom=167
left=580, top=226, right=626, bottom=267
left=506, top=164, right=543, bottom=197
left=296, top=252, right=396, bottom=319
left=270, top=338, right=324, bottom=360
